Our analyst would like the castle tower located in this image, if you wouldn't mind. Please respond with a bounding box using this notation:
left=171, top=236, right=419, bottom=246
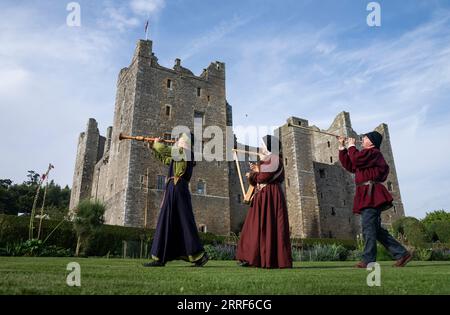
left=99, top=40, right=232, bottom=233
left=375, top=123, right=405, bottom=227
left=278, top=117, right=322, bottom=238
left=69, top=118, right=105, bottom=211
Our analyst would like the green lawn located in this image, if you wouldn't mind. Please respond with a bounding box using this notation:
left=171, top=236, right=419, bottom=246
left=0, top=257, right=449, bottom=295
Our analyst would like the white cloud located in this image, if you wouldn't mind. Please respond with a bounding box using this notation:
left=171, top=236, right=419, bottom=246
left=100, top=7, right=140, bottom=32
left=130, top=0, right=166, bottom=16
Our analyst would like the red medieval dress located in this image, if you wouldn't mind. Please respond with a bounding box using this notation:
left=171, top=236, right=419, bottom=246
left=236, top=154, right=292, bottom=268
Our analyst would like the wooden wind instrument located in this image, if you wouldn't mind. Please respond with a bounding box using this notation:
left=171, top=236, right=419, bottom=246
left=119, top=133, right=176, bottom=144
left=287, top=123, right=363, bottom=143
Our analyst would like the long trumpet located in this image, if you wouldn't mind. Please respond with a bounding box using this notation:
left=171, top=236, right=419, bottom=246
left=288, top=123, right=363, bottom=143
left=119, top=133, right=176, bottom=144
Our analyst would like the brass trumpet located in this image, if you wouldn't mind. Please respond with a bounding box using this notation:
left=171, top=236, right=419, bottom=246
left=119, top=133, right=176, bottom=144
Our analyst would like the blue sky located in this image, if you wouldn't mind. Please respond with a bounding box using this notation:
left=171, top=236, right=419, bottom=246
left=1, top=0, right=449, bottom=219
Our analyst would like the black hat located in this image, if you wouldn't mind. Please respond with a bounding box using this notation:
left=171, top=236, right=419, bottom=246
left=365, top=131, right=383, bottom=149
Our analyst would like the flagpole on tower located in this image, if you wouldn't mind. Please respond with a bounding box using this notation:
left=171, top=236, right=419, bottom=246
left=144, top=19, right=149, bottom=40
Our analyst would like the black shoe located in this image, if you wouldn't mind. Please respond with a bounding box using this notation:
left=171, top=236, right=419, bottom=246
left=143, top=260, right=165, bottom=267
left=237, top=260, right=250, bottom=267
left=193, top=253, right=209, bottom=267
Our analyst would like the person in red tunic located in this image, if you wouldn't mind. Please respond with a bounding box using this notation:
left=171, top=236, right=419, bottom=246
left=338, top=131, right=412, bottom=268
left=236, top=135, right=292, bottom=269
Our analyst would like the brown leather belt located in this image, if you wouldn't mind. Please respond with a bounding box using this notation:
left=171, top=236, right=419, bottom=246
left=356, top=180, right=381, bottom=196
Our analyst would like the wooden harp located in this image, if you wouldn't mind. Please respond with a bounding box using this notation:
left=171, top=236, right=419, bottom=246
left=232, top=149, right=262, bottom=205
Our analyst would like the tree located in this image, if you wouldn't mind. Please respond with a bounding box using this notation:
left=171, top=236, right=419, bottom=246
left=0, top=173, right=71, bottom=217
left=422, top=210, right=450, bottom=242
left=73, top=199, right=106, bottom=256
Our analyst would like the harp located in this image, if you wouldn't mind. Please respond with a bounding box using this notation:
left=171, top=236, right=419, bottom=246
left=232, top=149, right=264, bottom=205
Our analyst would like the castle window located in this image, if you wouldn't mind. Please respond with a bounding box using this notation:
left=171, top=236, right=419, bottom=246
left=330, top=156, right=333, bottom=163
left=217, top=161, right=221, bottom=167
left=331, top=207, right=336, bottom=216
left=320, top=192, right=323, bottom=199
left=328, top=231, right=333, bottom=238
left=287, top=178, right=290, bottom=187
left=140, top=175, right=145, bottom=184
left=167, top=79, right=173, bottom=90
left=327, top=141, right=331, bottom=148
left=207, top=95, right=210, bottom=103
left=199, top=224, right=207, bottom=233
left=197, top=180, right=206, bottom=195
left=319, top=169, right=326, bottom=179
left=237, top=194, right=241, bottom=204
left=393, top=206, right=397, bottom=214
left=284, top=158, right=288, bottom=166
left=156, top=175, right=166, bottom=190
left=297, top=121, right=302, bottom=126
left=387, top=181, right=393, bottom=191
left=197, top=87, right=201, bottom=97
left=343, top=199, right=346, bottom=206
left=165, top=105, right=172, bottom=118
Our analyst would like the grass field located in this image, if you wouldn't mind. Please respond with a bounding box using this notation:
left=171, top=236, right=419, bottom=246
left=0, top=257, right=449, bottom=295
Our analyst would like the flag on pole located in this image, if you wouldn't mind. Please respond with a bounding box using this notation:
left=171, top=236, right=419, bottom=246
left=144, top=20, right=149, bottom=40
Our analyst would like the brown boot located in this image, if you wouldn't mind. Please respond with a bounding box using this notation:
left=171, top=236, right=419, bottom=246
left=355, top=261, right=368, bottom=268
left=393, top=253, right=412, bottom=267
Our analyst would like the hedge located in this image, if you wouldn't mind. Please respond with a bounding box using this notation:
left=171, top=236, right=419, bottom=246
left=0, top=214, right=154, bottom=257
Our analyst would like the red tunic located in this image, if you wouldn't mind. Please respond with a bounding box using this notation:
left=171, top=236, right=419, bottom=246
left=339, top=146, right=393, bottom=214
left=236, top=155, right=293, bottom=268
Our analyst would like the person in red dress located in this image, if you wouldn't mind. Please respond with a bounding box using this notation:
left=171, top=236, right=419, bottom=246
left=236, top=135, right=292, bottom=269
left=338, top=131, right=411, bottom=268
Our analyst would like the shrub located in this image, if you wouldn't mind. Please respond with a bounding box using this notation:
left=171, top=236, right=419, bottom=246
left=0, top=214, right=76, bottom=249
left=0, top=239, right=73, bottom=257
left=294, top=244, right=348, bottom=261
left=347, top=250, right=363, bottom=261
left=291, top=238, right=356, bottom=250
left=413, top=248, right=432, bottom=261
left=73, top=200, right=106, bottom=256
left=199, top=232, right=226, bottom=245
left=86, top=225, right=153, bottom=257
left=204, top=244, right=235, bottom=260
left=429, top=221, right=450, bottom=243
left=430, top=248, right=450, bottom=261
left=392, top=217, right=430, bottom=247
left=376, top=244, right=392, bottom=261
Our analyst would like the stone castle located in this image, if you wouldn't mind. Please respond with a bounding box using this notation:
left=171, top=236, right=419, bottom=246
left=69, top=39, right=405, bottom=239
